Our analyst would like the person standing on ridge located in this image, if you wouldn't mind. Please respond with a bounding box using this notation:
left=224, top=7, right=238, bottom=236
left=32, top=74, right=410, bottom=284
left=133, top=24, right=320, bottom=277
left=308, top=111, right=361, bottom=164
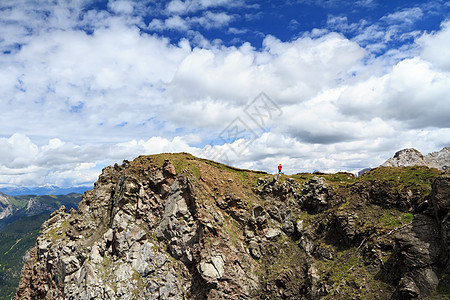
left=278, top=163, right=282, bottom=174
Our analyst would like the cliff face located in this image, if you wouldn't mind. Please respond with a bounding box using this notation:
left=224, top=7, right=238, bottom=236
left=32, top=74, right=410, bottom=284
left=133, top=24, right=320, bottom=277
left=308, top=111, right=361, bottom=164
left=15, top=154, right=450, bottom=299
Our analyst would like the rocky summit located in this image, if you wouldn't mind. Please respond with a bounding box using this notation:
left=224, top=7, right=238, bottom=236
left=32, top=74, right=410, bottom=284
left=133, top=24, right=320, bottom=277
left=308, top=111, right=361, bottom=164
left=382, top=147, right=450, bottom=170
left=15, top=153, right=450, bottom=299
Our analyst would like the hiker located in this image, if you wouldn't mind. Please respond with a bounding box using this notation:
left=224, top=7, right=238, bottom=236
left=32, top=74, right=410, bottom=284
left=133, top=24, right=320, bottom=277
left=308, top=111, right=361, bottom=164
left=278, top=163, right=282, bottom=174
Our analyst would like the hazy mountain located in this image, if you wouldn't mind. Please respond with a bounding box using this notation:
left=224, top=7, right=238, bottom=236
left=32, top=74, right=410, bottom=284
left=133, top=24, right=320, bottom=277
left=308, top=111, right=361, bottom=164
left=0, top=186, right=91, bottom=196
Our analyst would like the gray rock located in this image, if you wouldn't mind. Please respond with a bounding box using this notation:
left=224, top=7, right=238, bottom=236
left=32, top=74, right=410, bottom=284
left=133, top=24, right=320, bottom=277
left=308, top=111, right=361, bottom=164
left=200, top=256, right=225, bottom=281
left=266, top=228, right=281, bottom=240
left=249, top=241, right=261, bottom=259
left=382, top=147, right=450, bottom=170
left=61, top=256, right=80, bottom=275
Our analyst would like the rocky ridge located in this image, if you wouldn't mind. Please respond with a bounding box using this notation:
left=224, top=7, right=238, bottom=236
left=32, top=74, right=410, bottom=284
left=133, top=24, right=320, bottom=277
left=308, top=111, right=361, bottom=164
left=382, top=147, right=450, bottom=170
left=15, top=153, right=450, bottom=299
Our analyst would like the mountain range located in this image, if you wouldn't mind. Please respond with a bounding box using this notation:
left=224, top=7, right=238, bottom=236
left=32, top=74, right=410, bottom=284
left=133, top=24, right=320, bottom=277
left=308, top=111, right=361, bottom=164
left=0, top=186, right=91, bottom=197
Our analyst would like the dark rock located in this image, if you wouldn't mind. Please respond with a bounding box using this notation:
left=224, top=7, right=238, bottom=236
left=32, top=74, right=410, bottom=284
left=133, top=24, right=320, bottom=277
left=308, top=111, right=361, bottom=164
left=300, top=177, right=332, bottom=214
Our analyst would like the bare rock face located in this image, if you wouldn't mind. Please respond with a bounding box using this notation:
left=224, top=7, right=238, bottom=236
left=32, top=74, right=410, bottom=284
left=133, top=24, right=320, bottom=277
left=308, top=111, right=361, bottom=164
left=391, top=215, right=441, bottom=298
left=382, top=147, right=450, bottom=170
left=14, top=156, right=260, bottom=299
left=379, top=170, right=450, bottom=299
left=432, top=171, right=450, bottom=274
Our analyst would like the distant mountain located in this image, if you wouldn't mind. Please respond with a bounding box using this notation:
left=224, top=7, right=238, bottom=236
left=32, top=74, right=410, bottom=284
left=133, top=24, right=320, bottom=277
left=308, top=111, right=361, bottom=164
left=381, top=147, right=450, bottom=170
left=0, top=185, right=91, bottom=196
left=0, top=193, right=82, bottom=230
left=0, top=193, right=82, bottom=299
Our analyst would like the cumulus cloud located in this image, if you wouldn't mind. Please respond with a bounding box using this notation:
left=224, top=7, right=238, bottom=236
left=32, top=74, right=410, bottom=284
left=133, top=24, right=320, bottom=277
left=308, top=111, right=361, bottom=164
left=0, top=0, right=450, bottom=188
left=337, top=57, right=450, bottom=129
left=0, top=133, right=200, bottom=187
left=419, top=20, right=450, bottom=71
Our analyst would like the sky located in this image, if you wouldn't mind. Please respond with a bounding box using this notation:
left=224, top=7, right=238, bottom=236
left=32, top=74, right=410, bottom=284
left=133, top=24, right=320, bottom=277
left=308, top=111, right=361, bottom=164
left=0, top=0, right=450, bottom=188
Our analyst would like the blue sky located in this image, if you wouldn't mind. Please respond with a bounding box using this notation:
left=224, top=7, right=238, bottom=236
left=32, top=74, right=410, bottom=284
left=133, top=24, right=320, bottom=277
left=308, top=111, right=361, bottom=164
left=0, top=0, right=449, bottom=188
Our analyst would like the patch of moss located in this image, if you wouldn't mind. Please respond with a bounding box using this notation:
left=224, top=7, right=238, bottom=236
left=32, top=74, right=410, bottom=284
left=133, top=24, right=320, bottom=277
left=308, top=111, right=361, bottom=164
left=46, top=219, right=70, bottom=242
left=131, top=269, right=146, bottom=298
left=379, top=210, right=413, bottom=229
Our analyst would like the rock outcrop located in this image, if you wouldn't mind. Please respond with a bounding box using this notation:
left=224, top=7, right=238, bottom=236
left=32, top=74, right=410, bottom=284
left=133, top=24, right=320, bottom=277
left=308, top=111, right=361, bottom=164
left=14, top=153, right=450, bottom=299
left=382, top=147, right=450, bottom=170
left=0, top=192, right=13, bottom=220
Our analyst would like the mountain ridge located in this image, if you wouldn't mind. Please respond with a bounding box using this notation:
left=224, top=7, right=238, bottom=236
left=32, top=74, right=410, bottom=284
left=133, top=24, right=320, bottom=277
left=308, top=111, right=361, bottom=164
left=0, top=186, right=92, bottom=196
left=14, top=153, right=450, bottom=299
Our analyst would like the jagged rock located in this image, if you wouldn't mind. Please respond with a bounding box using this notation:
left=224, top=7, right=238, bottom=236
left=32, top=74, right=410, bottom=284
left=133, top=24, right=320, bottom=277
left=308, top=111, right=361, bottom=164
left=296, top=219, right=304, bottom=233
left=248, top=240, right=261, bottom=259
left=390, top=214, right=441, bottom=298
left=282, top=218, right=295, bottom=235
left=255, top=176, right=302, bottom=201
left=330, top=211, right=358, bottom=247
left=431, top=171, right=450, bottom=273
left=199, top=256, right=224, bottom=281
left=300, top=177, right=332, bottom=214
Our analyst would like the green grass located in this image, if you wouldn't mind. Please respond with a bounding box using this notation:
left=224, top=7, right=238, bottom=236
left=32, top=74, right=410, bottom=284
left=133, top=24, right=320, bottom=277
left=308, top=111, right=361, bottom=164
left=358, top=166, right=440, bottom=194
left=379, top=210, right=413, bottom=228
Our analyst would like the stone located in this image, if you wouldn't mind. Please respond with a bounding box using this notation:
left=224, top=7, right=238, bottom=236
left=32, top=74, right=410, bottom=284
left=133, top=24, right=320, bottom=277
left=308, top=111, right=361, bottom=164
left=296, top=220, right=304, bottom=233
left=282, top=218, right=295, bottom=235
left=249, top=241, right=261, bottom=259
left=266, top=228, right=281, bottom=240
left=300, top=177, right=332, bottom=214
left=61, top=256, right=80, bottom=275
left=200, top=256, right=225, bottom=281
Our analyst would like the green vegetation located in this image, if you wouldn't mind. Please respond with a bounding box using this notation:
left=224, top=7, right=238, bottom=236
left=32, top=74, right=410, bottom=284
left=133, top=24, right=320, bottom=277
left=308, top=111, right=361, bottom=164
left=358, top=166, right=440, bottom=195
left=380, top=210, right=413, bottom=228
left=0, top=213, right=50, bottom=300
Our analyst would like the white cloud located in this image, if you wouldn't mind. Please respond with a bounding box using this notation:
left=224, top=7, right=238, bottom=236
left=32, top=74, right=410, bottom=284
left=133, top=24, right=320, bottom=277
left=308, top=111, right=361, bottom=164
left=380, top=7, right=423, bottom=26
left=108, top=0, right=134, bottom=15
left=0, top=133, right=199, bottom=187
left=191, top=11, right=233, bottom=29
left=165, top=32, right=366, bottom=118
left=165, top=15, right=190, bottom=31
left=0, top=1, right=449, bottom=188
left=166, top=0, right=244, bottom=15
left=419, top=21, right=450, bottom=71
left=337, top=57, right=450, bottom=128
